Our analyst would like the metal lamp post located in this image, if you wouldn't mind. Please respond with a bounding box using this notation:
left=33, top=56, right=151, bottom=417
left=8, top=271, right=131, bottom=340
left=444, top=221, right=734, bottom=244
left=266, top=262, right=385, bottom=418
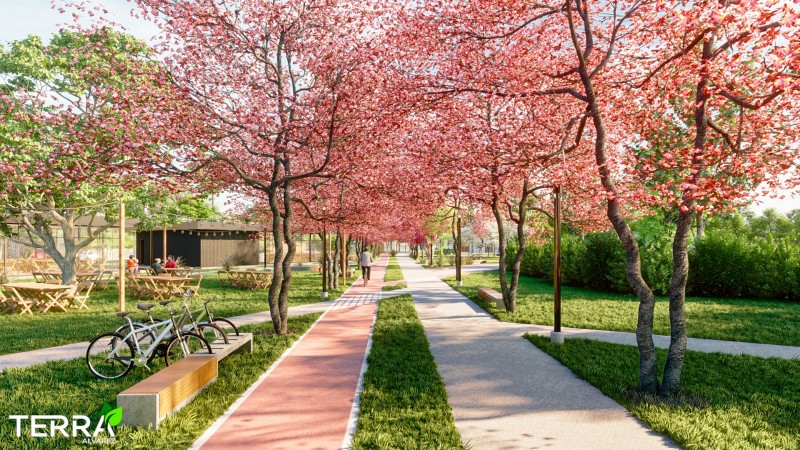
left=321, top=206, right=328, bottom=299
left=551, top=185, right=564, bottom=344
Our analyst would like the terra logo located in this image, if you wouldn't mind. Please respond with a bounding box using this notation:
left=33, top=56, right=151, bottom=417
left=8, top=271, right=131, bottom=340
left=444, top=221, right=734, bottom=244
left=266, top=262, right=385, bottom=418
left=9, top=402, right=122, bottom=444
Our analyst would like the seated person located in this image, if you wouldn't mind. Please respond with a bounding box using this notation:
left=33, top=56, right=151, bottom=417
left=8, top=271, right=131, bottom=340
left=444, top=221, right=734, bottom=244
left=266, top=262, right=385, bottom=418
left=151, top=258, right=164, bottom=275
left=127, top=255, right=139, bottom=275
left=164, top=256, right=177, bottom=269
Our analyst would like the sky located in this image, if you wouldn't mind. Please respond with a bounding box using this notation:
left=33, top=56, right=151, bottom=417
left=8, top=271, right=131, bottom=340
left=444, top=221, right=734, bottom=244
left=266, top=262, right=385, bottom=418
left=1, top=1, right=799, bottom=215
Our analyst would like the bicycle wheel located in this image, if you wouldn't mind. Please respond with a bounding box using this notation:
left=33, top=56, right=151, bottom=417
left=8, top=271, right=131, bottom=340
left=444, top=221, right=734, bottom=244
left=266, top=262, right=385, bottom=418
left=164, top=332, right=211, bottom=366
left=195, top=323, right=229, bottom=345
left=114, top=322, right=157, bottom=349
left=210, top=318, right=239, bottom=336
left=86, top=332, right=135, bottom=380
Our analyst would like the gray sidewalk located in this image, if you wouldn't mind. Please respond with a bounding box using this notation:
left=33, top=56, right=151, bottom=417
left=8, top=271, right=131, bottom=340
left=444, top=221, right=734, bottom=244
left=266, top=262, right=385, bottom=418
left=398, top=254, right=677, bottom=449
left=0, top=302, right=333, bottom=371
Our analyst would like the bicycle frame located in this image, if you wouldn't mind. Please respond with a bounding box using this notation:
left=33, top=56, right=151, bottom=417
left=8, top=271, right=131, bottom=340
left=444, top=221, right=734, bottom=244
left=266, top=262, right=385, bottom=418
left=112, top=309, right=185, bottom=368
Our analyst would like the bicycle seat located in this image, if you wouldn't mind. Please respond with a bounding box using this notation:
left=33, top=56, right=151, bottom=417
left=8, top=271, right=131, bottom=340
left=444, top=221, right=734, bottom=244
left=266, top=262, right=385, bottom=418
left=116, top=312, right=135, bottom=318
left=159, top=301, right=174, bottom=306
left=136, top=303, right=156, bottom=311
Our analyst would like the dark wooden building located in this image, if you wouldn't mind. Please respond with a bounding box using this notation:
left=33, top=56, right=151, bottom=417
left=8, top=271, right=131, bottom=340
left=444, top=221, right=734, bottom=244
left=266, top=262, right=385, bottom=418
left=136, top=221, right=263, bottom=268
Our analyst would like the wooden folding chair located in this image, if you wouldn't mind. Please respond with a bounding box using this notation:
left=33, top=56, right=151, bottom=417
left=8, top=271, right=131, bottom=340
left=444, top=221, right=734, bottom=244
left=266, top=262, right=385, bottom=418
left=93, top=271, right=113, bottom=290
left=126, top=275, right=149, bottom=299
left=31, top=272, right=47, bottom=283
left=217, top=271, right=231, bottom=288
left=254, top=272, right=271, bottom=290
left=39, top=290, right=71, bottom=313
left=0, top=289, right=11, bottom=313
left=187, top=274, right=203, bottom=296
left=65, top=282, right=93, bottom=309
left=7, top=288, right=36, bottom=315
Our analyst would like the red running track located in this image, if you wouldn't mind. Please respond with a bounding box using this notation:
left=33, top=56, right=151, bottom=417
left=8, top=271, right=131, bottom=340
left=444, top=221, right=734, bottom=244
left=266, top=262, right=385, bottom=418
left=196, top=255, right=388, bottom=450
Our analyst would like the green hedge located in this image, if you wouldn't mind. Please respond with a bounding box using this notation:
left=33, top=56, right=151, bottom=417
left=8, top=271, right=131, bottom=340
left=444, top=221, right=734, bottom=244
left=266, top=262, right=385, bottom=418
left=507, top=231, right=800, bottom=300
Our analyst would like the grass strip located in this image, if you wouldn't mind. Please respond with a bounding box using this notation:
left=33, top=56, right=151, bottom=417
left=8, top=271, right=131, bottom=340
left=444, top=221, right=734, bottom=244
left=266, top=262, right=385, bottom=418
left=0, top=271, right=352, bottom=356
left=448, top=270, right=800, bottom=346
left=384, top=256, right=404, bottom=282
left=352, top=295, right=463, bottom=449
left=382, top=283, right=407, bottom=292
left=0, top=313, right=320, bottom=449
left=526, top=335, right=800, bottom=450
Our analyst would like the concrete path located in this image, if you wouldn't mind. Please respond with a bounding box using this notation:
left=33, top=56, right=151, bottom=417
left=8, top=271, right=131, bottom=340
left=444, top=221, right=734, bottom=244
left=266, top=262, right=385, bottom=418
left=192, top=255, right=389, bottom=450
left=398, top=254, right=677, bottom=450
left=0, top=300, right=335, bottom=371
left=426, top=263, right=499, bottom=279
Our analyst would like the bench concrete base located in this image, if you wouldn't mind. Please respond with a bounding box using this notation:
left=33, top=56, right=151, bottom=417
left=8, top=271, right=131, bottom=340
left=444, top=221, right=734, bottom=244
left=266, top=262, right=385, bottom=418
left=118, top=355, right=218, bottom=428
left=477, top=287, right=505, bottom=311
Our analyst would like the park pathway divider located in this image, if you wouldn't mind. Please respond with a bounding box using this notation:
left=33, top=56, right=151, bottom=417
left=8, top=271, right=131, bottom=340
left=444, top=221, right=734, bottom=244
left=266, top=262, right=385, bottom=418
left=192, top=255, right=389, bottom=450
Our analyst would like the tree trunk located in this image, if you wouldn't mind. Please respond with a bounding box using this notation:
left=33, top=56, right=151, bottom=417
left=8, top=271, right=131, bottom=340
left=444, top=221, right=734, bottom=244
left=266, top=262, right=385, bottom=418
left=696, top=209, right=705, bottom=241
left=277, top=180, right=296, bottom=334
left=661, top=208, right=692, bottom=396
left=267, top=188, right=288, bottom=335
left=568, top=2, right=659, bottom=390
left=506, top=181, right=532, bottom=313
left=491, top=195, right=513, bottom=311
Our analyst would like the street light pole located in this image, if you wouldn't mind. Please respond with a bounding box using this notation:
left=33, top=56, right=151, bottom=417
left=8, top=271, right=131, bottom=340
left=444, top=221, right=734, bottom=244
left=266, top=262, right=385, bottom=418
left=551, top=185, right=564, bottom=344
left=321, top=207, right=328, bottom=299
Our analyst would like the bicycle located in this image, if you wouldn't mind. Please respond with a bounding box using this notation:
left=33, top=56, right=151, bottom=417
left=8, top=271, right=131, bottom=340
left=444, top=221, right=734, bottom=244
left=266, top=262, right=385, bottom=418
left=193, top=294, right=240, bottom=336
left=113, top=291, right=236, bottom=347
left=86, top=301, right=212, bottom=380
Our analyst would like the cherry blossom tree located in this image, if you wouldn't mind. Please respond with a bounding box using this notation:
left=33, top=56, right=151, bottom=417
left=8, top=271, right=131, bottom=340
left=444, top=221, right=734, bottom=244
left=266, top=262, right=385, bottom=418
left=0, top=28, right=180, bottom=284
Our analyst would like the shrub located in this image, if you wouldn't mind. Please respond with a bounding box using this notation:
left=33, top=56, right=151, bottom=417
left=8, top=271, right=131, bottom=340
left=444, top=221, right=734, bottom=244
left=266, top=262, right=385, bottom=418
left=689, top=232, right=754, bottom=297
left=390, top=250, right=397, bottom=257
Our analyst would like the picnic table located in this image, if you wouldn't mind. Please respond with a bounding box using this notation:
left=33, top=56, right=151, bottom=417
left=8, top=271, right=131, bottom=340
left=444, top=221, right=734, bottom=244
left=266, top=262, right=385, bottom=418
left=225, top=270, right=272, bottom=290
left=37, top=271, right=113, bottom=289
left=2, top=282, right=75, bottom=314
left=163, top=267, right=195, bottom=277
left=135, top=276, right=191, bottom=300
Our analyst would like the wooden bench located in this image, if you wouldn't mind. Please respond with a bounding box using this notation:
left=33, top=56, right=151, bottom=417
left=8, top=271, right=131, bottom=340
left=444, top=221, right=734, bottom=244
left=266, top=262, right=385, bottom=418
left=117, top=333, right=253, bottom=428
left=477, top=287, right=505, bottom=310
left=117, top=355, right=218, bottom=428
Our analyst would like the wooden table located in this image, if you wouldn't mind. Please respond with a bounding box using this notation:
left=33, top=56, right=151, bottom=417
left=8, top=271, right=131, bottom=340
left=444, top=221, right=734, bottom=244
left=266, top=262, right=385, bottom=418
left=163, top=267, right=195, bottom=277
left=226, top=270, right=272, bottom=290
left=40, top=271, right=102, bottom=283
left=135, top=276, right=191, bottom=300
left=2, top=282, right=75, bottom=314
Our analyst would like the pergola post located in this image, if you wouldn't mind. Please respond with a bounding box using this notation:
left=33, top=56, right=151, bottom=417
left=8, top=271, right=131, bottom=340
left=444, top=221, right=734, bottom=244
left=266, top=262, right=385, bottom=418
left=162, top=226, right=168, bottom=262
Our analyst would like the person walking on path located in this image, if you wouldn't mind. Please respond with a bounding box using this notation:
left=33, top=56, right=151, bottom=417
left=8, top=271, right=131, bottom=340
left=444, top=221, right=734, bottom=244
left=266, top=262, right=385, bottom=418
left=360, top=247, right=372, bottom=286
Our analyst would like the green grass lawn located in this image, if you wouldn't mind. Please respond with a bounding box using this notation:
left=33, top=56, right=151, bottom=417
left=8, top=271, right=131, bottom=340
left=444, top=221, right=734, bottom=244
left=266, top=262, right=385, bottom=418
left=526, top=335, right=800, bottom=449
left=352, top=295, right=463, bottom=449
left=384, top=256, right=404, bottom=283
left=447, top=270, right=800, bottom=346
left=0, top=313, right=320, bottom=449
left=0, top=270, right=353, bottom=356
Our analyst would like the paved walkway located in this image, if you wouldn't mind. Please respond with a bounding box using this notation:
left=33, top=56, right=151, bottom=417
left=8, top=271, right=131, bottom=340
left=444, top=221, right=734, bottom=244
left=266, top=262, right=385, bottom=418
left=192, top=255, right=389, bottom=450
left=398, top=254, right=678, bottom=449
left=0, top=299, right=335, bottom=372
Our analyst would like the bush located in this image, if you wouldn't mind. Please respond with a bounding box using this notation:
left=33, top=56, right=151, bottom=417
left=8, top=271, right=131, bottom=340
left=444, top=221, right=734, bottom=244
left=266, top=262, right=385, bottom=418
left=582, top=232, right=627, bottom=292
left=505, top=227, right=800, bottom=301
left=689, top=232, right=755, bottom=297
left=390, top=250, right=397, bottom=257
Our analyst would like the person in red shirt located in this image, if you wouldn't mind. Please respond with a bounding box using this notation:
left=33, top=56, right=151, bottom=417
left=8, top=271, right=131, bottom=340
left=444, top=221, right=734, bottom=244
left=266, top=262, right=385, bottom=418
left=164, top=256, right=177, bottom=269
